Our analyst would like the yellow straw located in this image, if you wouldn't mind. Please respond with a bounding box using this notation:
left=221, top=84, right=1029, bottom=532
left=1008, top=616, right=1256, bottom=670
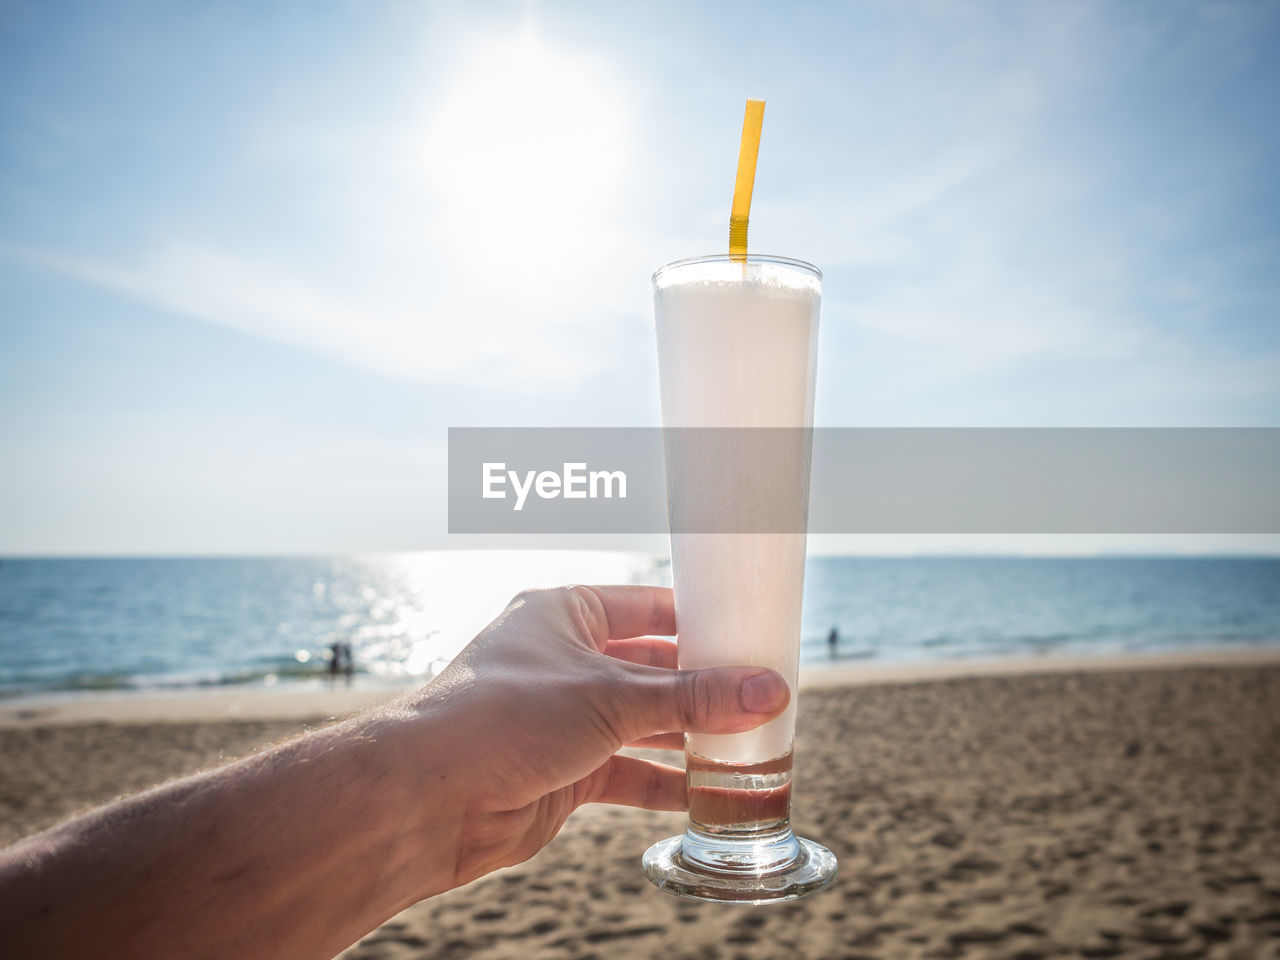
left=729, top=99, right=765, bottom=261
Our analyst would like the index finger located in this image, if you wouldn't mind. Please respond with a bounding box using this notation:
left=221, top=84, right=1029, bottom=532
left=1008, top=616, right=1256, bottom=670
left=576, top=585, right=676, bottom=642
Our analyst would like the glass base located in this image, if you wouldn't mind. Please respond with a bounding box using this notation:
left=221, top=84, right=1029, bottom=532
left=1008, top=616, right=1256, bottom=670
left=642, top=829, right=838, bottom=904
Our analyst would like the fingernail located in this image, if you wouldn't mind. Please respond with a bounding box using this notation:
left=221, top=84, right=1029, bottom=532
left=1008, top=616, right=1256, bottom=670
left=740, top=671, right=787, bottom=713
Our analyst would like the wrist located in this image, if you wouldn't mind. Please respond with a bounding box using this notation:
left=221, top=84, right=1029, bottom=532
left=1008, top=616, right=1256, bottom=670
left=390, top=677, right=537, bottom=890
left=343, top=701, right=469, bottom=909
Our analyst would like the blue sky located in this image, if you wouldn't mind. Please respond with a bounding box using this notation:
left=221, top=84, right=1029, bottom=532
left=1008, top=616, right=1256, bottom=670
left=2, top=1, right=1278, bottom=554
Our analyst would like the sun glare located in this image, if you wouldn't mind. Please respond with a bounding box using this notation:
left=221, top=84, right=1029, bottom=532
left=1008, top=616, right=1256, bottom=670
left=426, top=35, right=626, bottom=273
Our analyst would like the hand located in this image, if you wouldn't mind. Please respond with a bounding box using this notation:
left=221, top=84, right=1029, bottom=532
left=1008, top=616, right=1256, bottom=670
left=411, top=585, right=790, bottom=889
left=0, top=584, right=790, bottom=960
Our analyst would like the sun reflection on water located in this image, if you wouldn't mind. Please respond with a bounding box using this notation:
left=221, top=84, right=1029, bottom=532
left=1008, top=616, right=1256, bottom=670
left=359, top=550, right=662, bottom=680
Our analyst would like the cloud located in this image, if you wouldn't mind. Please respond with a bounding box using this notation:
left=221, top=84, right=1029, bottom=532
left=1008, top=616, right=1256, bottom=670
left=8, top=241, right=642, bottom=392
left=0, top=26, right=657, bottom=396
left=846, top=275, right=1147, bottom=374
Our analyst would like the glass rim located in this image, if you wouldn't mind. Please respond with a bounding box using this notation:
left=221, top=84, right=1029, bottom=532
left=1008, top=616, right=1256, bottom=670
left=652, top=253, right=822, bottom=285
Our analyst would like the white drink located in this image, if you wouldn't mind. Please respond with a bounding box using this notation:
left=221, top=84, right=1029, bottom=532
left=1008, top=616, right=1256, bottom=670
left=645, top=254, right=836, bottom=902
left=654, top=257, right=820, bottom=766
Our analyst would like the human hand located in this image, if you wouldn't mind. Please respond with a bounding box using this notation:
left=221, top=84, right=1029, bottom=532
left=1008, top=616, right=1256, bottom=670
left=407, top=585, right=789, bottom=891
left=0, top=585, right=788, bottom=960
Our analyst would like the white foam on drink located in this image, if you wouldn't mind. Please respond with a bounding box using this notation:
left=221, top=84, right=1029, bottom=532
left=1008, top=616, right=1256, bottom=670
left=655, top=259, right=820, bottom=764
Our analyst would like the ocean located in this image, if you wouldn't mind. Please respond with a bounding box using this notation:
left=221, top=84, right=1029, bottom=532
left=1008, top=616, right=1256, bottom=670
left=1, top=553, right=1278, bottom=697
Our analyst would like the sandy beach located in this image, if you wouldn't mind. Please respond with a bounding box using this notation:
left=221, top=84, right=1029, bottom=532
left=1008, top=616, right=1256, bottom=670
left=4, top=654, right=1279, bottom=959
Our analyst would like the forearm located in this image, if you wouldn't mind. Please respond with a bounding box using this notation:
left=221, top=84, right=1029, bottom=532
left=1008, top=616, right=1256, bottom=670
left=0, top=584, right=784, bottom=959
left=0, top=707, right=462, bottom=960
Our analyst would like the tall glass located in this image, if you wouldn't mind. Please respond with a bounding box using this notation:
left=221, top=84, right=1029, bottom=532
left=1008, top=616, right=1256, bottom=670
left=642, top=254, right=837, bottom=903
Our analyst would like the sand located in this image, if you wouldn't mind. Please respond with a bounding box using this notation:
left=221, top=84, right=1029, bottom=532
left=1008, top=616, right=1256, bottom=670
left=3, top=656, right=1279, bottom=959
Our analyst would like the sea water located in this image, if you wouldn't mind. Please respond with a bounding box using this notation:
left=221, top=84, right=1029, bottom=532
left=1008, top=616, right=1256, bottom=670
left=1, top=555, right=1278, bottom=699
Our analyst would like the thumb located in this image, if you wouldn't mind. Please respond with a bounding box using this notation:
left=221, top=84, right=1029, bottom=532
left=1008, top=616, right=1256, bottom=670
left=618, top=664, right=790, bottom=742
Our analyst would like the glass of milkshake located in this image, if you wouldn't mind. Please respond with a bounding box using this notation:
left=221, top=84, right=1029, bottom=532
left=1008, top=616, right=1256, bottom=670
left=641, top=253, right=838, bottom=903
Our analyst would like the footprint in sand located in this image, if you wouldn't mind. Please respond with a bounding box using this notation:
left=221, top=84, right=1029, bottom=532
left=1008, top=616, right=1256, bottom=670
left=581, top=925, right=665, bottom=943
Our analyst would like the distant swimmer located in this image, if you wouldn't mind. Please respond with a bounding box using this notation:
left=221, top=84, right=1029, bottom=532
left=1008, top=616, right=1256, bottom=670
left=328, top=640, right=355, bottom=682
left=827, top=626, right=839, bottom=657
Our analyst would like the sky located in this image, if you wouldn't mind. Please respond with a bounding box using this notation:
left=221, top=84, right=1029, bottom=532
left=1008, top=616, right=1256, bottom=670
left=1, top=0, right=1278, bottom=555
